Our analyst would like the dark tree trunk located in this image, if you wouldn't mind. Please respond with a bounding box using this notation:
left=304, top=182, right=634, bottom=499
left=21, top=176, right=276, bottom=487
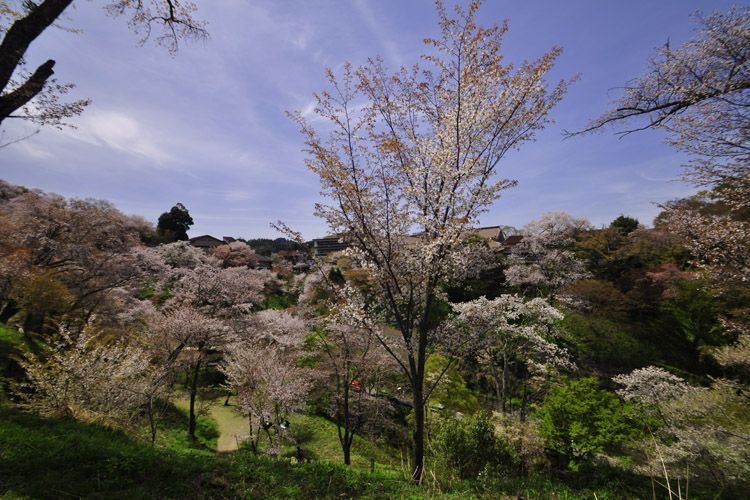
left=0, top=0, right=73, bottom=123
left=188, top=356, right=202, bottom=438
left=520, top=382, right=528, bottom=422
left=502, top=346, right=509, bottom=413
left=337, top=380, right=354, bottom=465
left=411, top=374, right=425, bottom=482
left=148, top=396, right=157, bottom=444
left=488, top=348, right=508, bottom=413
left=343, top=435, right=352, bottom=465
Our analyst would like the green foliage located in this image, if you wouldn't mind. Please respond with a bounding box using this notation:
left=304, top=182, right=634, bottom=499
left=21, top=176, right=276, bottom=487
left=156, top=202, right=193, bottom=242
left=0, top=322, right=27, bottom=396
left=610, top=215, right=639, bottom=235
left=660, top=279, right=729, bottom=348
left=244, top=237, right=302, bottom=256
left=431, top=413, right=518, bottom=480
left=425, top=354, right=478, bottom=414
left=537, top=377, right=641, bottom=468
left=0, top=402, right=741, bottom=499
left=10, top=271, right=76, bottom=335
left=266, top=291, right=298, bottom=310
left=327, top=267, right=345, bottom=285
left=560, top=311, right=654, bottom=369
left=160, top=402, right=220, bottom=452
left=0, top=403, right=213, bottom=499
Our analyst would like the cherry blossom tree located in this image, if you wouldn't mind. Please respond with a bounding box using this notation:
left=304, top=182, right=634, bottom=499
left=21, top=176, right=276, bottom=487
left=505, top=211, right=591, bottom=300
left=145, top=306, right=227, bottom=438
left=311, top=320, right=396, bottom=465
left=0, top=0, right=208, bottom=137
left=15, top=321, right=151, bottom=422
left=291, top=0, right=573, bottom=480
left=135, top=241, right=281, bottom=438
left=211, top=241, right=260, bottom=269
left=572, top=7, right=749, bottom=209
left=613, top=365, right=749, bottom=486
left=452, top=294, right=571, bottom=418
left=235, top=308, right=308, bottom=348
left=223, top=341, right=312, bottom=455
left=0, top=185, right=146, bottom=332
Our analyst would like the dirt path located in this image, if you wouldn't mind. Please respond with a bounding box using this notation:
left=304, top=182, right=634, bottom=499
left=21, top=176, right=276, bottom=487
left=173, top=395, right=248, bottom=452
left=211, top=401, right=249, bottom=452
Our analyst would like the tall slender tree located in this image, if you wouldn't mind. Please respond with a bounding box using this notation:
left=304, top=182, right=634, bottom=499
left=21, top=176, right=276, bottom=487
left=291, top=0, right=574, bottom=480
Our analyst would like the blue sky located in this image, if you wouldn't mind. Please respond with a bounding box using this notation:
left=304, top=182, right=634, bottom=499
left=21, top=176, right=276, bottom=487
left=1, top=0, right=736, bottom=240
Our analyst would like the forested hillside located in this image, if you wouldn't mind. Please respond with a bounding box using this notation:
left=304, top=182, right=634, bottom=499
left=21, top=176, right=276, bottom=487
left=1, top=1, right=747, bottom=499
left=1, top=173, right=747, bottom=498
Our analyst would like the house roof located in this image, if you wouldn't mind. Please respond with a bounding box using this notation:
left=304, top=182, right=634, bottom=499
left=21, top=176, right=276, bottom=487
left=501, top=235, right=524, bottom=246
left=189, top=235, right=227, bottom=249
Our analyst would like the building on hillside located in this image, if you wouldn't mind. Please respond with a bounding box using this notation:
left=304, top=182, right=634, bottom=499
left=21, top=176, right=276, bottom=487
left=472, top=226, right=505, bottom=251
left=313, top=236, right=350, bottom=257
left=277, top=250, right=306, bottom=263
left=312, top=226, right=518, bottom=257
left=189, top=235, right=227, bottom=251
left=255, top=254, right=273, bottom=269
left=498, top=234, right=524, bottom=255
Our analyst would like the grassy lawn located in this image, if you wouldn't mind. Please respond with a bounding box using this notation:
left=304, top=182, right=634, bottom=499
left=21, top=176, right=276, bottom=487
left=288, top=414, right=403, bottom=474
left=1, top=402, right=739, bottom=499
left=172, top=394, right=247, bottom=452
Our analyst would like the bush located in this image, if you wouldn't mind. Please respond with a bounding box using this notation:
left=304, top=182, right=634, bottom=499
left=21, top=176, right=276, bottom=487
left=431, top=413, right=518, bottom=480
left=537, top=377, right=640, bottom=469
left=494, top=413, right=549, bottom=474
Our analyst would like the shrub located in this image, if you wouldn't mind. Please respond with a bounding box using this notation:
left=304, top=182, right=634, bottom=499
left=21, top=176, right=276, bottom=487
left=494, top=413, right=549, bottom=474
left=431, top=413, right=518, bottom=480
left=537, top=377, right=640, bottom=469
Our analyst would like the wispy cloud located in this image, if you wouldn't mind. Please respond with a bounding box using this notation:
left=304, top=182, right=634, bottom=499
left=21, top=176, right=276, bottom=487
left=64, top=110, right=172, bottom=163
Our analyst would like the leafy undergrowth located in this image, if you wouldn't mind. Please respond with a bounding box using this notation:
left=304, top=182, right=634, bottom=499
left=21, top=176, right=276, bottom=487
left=151, top=402, right=220, bottom=453
left=0, top=324, right=30, bottom=396
left=0, top=403, right=740, bottom=499
left=286, top=414, right=401, bottom=472
left=0, top=404, right=213, bottom=499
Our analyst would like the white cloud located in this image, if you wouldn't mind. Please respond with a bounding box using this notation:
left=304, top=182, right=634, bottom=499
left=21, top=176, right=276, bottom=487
left=17, top=141, right=54, bottom=160
left=65, top=110, right=172, bottom=163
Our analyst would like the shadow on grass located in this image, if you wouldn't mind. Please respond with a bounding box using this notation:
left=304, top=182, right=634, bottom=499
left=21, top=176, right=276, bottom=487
left=0, top=405, right=218, bottom=499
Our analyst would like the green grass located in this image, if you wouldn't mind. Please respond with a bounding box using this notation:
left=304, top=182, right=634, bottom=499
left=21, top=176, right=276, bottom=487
left=208, top=399, right=250, bottom=452
left=287, top=414, right=400, bottom=472
left=156, top=398, right=219, bottom=453
left=0, top=324, right=23, bottom=346
left=1, top=401, right=741, bottom=499
left=0, top=323, right=27, bottom=397
left=0, top=404, right=214, bottom=499
left=171, top=393, right=251, bottom=452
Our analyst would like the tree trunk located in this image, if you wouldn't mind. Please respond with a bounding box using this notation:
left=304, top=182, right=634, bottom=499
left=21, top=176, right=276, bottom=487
left=501, top=346, right=509, bottom=413
left=411, top=377, right=425, bottom=482
left=148, top=396, right=157, bottom=444
left=520, top=381, right=528, bottom=422
left=0, top=0, right=73, bottom=123
left=488, top=350, right=504, bottom=412
left=188, top=356, right=202, bottom=438
left=337, top=379, right=353, bottom=465
left=343, top=433, right=352, bottom=466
